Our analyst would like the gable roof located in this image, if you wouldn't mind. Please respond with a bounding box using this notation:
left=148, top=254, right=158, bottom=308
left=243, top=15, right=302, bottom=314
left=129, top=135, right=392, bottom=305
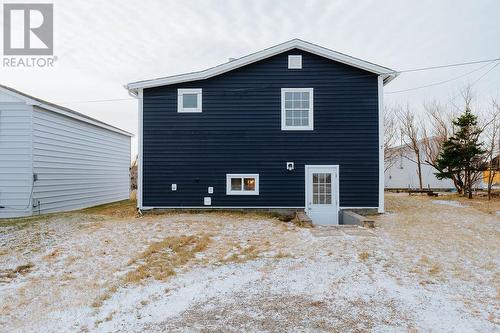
left=126, top=39, right=398, bottom=93
left=0, top=84, right=133, bottom=137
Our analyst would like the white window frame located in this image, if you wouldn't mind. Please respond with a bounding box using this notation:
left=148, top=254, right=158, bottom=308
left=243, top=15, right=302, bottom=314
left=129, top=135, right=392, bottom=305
left=177, top=88, right=202, bottom=113
left=281, top=88, right=314, bottom=131
left=226, top=174, right=259, bottom=195
left=288, top=55, right=302, bottom=69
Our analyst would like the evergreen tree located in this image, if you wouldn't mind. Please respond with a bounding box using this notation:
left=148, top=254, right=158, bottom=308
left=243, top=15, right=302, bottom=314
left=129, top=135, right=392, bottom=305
left=435, top=108, right=485, bottom=198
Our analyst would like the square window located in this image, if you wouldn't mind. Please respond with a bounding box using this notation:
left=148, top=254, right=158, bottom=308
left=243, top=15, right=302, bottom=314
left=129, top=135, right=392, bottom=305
left=281, top=88, right=313, bottom=130
left=182, top=94, right=198, bottom=108
left=178, top=89, right=202, bottom=112
left=288, top=55, right=302, bottom=69
left=226, top=174, right=259, bottom=195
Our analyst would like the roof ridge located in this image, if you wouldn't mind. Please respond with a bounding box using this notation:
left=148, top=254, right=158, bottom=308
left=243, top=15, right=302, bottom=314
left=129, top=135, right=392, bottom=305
left=126, top=39, right=398, bottom=92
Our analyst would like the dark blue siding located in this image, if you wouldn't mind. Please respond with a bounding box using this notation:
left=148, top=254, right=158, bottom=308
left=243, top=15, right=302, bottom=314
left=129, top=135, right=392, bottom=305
left=142, top=49, right=379, bottom=207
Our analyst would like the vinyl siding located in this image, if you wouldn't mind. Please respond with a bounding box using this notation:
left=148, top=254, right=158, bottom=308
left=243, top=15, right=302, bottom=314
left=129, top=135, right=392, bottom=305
left=142, top=49, right=379, bottom=208
left=32, top=107, right=130, bottom=214
left=385, top=149, right=455, bottom=189
left=0, top=92, right=33, bottom=218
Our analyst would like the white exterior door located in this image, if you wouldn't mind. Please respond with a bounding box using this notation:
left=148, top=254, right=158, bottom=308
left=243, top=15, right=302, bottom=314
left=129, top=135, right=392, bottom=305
left=305, top=165, right=339, bottom=225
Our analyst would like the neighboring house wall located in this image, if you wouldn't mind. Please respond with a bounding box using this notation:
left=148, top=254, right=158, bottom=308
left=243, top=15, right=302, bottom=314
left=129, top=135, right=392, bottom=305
left=0, top=92, right=32, bottom=218
left=142, top=49, right=380, bottom=208
left=481, top=170, right=500, bottom=188
left=385, top=149, right=455, bottom=189
left=32, top=107, right=131, bottom=214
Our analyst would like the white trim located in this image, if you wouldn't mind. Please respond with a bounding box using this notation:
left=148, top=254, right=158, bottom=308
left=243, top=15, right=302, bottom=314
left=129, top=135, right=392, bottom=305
left=304, top=164, right=340, bottom=206
left=137, top=89, right=143, bottom=209
left=378, top=76, right=384, bottom=213
left=141, top=206, right=303, bottom=210
left=126, top=39, right=398, bottom=91
left=340, top=206, right=378, bottom=210
left=305, top=165, right=340, bottom=224
left=29, top=105, right=34, bottom=214
left=0, top=85, right=133, bottom=137
left=288, top=55, right=302, bottom=69
left=177, top=88, right=202, bottom=113
left=226, top=174, right=260, bottom=195
left=140, top=206, right=378, bottom=210
left=281, top=88, right=314, bottom=131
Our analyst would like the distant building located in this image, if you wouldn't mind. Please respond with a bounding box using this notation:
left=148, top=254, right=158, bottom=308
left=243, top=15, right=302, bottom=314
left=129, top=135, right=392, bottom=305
left=385, top=140, right=454, bottom=190
left=482, top=155, right=500, bottom=188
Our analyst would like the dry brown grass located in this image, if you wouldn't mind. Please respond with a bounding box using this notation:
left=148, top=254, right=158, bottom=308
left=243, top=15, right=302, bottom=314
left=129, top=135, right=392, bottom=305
left=274, top=251, right=292, bottom=259
left=90, top=234, right=211, bottom=308
left=435, top=192, right=500, bottom=215
left=219, top=243, right=261, bottom=264
left=80, top=200, right=138, bottom=218
left=428, top=263, right=442, bottom=275
left=124, top=234, right=211, bottom=284
left=358, top=251, right=370, bottom=261
left=0, top=263, right=34, bottom=281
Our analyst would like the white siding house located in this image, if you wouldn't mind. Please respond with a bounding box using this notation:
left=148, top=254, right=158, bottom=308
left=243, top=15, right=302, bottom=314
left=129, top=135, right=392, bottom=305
left=0, top=85, right=132, bottom=218
left=385, top=142, right=454, bottom=190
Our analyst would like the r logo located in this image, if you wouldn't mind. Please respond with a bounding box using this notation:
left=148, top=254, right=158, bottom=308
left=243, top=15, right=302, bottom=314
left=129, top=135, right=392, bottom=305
left=3, top=3, right=53, bottom=56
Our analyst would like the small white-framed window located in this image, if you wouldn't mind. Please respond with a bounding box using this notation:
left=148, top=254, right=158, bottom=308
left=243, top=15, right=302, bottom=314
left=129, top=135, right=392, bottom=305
left=288, top=55, right=302, bottom=69
left=281, top=88, right=313, bottom=130
left=226, top=174, right=259, bottom=195
left=178, top=88, right=202, bottom=112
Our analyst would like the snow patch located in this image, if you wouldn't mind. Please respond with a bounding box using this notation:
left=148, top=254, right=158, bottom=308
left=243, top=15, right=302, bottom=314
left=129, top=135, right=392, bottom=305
left=432, top=200, right=466, bottom=208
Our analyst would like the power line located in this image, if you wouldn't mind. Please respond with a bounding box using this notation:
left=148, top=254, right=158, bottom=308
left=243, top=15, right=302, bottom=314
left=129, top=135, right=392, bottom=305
left=385, top=60, right=499, bottom=94
left=384, top=57, right=500, bottom=74
left=55, top=56, right=500, bottom=104
left=446, top=60, right=500, bottom=107
left=470, top=60, right=500, bottom=86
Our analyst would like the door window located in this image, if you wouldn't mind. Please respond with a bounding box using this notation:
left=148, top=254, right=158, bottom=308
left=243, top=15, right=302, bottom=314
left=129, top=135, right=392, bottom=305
left=312, top=173, right=332, bottom=204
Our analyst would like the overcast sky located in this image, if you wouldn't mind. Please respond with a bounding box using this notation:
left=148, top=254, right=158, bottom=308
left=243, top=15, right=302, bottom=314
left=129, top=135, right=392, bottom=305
left=1, top=0, right=500, bottom=158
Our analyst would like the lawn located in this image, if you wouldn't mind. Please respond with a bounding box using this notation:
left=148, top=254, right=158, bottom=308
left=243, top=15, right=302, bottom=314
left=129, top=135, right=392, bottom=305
left=0, top=194, right=499, bottom=332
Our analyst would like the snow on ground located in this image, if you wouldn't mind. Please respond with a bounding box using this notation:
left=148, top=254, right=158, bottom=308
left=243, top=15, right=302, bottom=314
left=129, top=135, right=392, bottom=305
left=432, top=200, right=466, bottom=208
left=0, top=195, right=499, bottom=332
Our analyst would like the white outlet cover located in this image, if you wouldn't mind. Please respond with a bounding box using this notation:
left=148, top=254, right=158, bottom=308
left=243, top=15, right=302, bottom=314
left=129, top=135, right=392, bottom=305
left=171, top=184, right=177, bottom=191
left=204, top=197, right=211, bottom=205
left=208, top=187, right=213, bottom=194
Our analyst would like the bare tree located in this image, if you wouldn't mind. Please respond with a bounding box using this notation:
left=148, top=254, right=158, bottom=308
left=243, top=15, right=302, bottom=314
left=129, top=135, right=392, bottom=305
left=484, top=100, right=500, bottom=199
left=384, top=106, right=399, bottom=172
left=421, top=100, right=451, bottom=168
left=398, top=105, right=423, bottom=189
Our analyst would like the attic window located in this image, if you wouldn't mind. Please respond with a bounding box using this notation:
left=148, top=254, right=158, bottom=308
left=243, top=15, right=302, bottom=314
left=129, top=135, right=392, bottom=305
left=288, top=55, right=302, bottom=69
left=178, top=89, right=202, bottom=112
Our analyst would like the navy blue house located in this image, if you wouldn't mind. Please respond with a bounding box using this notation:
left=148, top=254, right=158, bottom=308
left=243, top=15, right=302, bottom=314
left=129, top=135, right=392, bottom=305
left=127, top=40, right=397, bottom=224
